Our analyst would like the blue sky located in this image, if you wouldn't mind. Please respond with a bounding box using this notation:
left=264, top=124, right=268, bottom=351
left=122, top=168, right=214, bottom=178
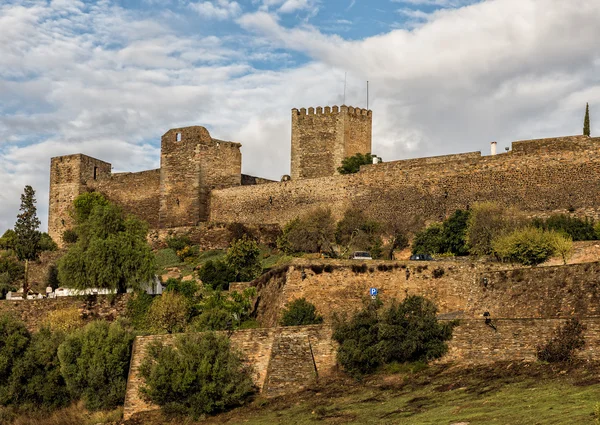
left=1, top=0, right=599, bottom=233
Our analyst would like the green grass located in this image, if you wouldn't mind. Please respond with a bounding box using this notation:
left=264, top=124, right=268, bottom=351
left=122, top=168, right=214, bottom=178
left=129, top=361, right=600, bottom=425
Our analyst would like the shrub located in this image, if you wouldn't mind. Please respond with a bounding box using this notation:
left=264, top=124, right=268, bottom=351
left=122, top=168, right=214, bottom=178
left=165, top=235, right=192, bottom=252
left=224, top=235, right=262, bottom=282
left=0, top=315, right=31, bottom=402
left=333, top=296, right=455, bottom=377
left=466, top=202, right=525, bottom=256
left=533, top=214, right=596, bottom=241
left=187, top=308, right=232, bottom=332
left=432, top=267, right=445, bottom=279
left=493, top=227, right=569, bottom=266
left=164, top=278, right=198, bottom=300
left=62, top=229, right=78, bottom=244
left=6, top=328, right=70, bottom=409
left=335, top=209, right=381, bottom=246
left=198, top=260, right=236, bottom=291
left=38, top=233, right=58, bottom=252
left=43, top=308, right=83, bottom=334
left=155, top=248, right=181, bottom=267
left=58, top=320, right=135, bottom=410
left=277, top=209, right=335, bottom=254
left=126, top=292, right=155, bottom=331
left=0, top=254, right=24, bottom=298
left=537, top=318, right=586, bottom=363
left=412, top=223, right=444, bottom=255
left=280, top=298, right=324, bottom=326
left=139, top=332, right=256, bottom=418
left=0, top=230, right=16, bottom=251
left=337, top=153, right=381, bottom=174
left=146, top=291, right=191, bottom=334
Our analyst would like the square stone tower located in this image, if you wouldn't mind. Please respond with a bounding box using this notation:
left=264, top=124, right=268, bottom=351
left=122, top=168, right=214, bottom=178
left=158, top=126, right=242, bottom=228
left=290, top=105, right=372, bottom=180
left=48, top=154, right=112, bottom=246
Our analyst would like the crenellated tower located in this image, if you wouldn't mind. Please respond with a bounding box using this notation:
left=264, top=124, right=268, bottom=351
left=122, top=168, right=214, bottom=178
left=290, top=105, right=372, bottom=180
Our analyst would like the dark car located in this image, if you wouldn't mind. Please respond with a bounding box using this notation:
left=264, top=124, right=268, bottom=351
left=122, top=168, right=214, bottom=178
left=409, top=254, right=433, bottom=261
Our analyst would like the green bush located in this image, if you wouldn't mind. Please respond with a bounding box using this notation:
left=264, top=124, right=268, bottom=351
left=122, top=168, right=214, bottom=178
left=412, top=223, right=444, bottom=255
left=198, top=260, right=236, bottom=290
left=492, top=227, right=569, bottom=266
left=165, top=235, right=192, bottom=252
left=533, top=214, right=596, bottom=241
left=466, top=202, right=525, bottom=256
left=0, top=254, right=24, bottom=298
left=225, top=236, right=262, bottom=282
left=62, top=229, right=78, bottom=244
left=155, top=248, right=181, bottom=267
left=277, top=208, right=335, bottom=254
left=139, top=332, right=256, bottom=418
left=335, top=209, right=383, bottom=258
left=0, top=230, right=16, bottom=251
left=146, top=291, right=191, bottom=334
left=280, top=298, right=324, bottom=326
left=333, top=296, right=455, bottom=377
left=537, top=318, right=586, bottom=363
left=337, top=153, right=381, bottom=174
left=58, top=320, right=135, bottom=410
left=164, top=278, right=198, bottom=300
left=0, top=315, right=31, bottom=402
left=6, top=328, right=70, bottom=409
left=38, top=233, right=58, bottom=252
left=126, top=292, right=155, bottom=331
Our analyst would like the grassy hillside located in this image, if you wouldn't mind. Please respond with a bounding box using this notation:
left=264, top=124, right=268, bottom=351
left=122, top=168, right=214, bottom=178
left=126, top=361, right=600, bottom=425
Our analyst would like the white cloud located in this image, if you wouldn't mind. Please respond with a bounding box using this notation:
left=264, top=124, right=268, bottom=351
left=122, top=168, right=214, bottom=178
left=189, top=0, right=242, bottom=20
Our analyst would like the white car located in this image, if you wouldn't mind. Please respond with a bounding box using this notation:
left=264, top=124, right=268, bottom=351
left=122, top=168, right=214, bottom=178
left=350, top=251, right=373, bottom=260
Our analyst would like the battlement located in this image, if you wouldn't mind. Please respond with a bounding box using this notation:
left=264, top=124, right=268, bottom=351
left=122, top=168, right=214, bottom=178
left=292, top=105, right=372, bottom=117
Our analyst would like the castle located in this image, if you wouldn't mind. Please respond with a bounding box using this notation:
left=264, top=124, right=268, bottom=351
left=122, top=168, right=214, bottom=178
left=49, top=104, right=600, bottom=245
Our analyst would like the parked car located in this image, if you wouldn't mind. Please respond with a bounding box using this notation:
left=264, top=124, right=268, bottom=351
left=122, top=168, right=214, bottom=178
left=351, top=251, right=373, bottom=260
left=409, top=254, right=434, bottom=261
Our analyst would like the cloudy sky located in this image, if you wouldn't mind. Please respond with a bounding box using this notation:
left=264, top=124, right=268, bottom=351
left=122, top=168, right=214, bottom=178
left=1, top=0, right=600, bottom=234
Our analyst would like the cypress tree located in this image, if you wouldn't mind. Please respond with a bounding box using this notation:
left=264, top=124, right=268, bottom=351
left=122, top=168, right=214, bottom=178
left=14, top=185, right=42, bottom=293
left=584, top=103, right=591, bottom=136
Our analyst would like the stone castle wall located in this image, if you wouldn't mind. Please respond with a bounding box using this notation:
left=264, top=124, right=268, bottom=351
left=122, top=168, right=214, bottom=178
left=123, top=325, right=336, bottom=420
left=123, top=317, right=600, bottom=419
left=251, top=259, right=600, bottom=327
left=0, top=294, right=130, bottom=332
left=210, top=136, right=600, bottom=226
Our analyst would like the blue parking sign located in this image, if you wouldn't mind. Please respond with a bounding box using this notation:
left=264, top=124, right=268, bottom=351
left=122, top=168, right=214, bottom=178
left=370, top=288, right=378, bottom=297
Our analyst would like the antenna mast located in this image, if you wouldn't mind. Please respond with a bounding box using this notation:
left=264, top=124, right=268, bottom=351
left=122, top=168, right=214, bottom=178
left=367, top=80, right=369, bottom=110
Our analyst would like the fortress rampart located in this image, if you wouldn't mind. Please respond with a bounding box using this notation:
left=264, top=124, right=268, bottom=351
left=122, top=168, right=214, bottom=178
left=210, top=135, right=600, bottom=227
left=49, top=105, right=600, bottom=247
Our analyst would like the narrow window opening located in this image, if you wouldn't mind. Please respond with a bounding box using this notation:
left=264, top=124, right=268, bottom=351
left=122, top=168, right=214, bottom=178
left=176, top=132, right=182, bottom=142
left=93, top=166, right=98, bottom=180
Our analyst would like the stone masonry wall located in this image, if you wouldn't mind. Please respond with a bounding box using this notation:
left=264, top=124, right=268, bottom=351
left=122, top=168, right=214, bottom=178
left=252, top=259, right=600, bottom=327
left=123, top=325, right=336, bottom=420
left=211, top=136, right=600, bottom=227
left=89, top=169, right=161, bottom=229
left=0, top=294, right=130, bottom=332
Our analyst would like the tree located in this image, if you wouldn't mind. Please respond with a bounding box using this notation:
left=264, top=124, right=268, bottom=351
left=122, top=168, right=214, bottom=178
left=0, top=230, right=16, bottom=251
left=146, top=291, right=191, bottom=334
left=14, top=186, right=41, bottom=263
left=465, top=202, right=525, bottom=256
left=335, top=209, right=382, bottom=257
left=224, top=235, right=262, bottom=282
left=198, top=260, right=236, bottom=290
left=277, top=208, right=336, bottom=254
left=584, top=103, right=591, bottom=137
left=412, top=223, right=444, bottom=255
left=57, top=194, right=156, bottom=294
left=333, top=296, right=455, bottom=377
left=139, top=332, right=256, bottom=418
left=0, top=314, right=31, bottom=404
left=440, top=209, right=470, bottom=255
left=280, top=298, right=324, bottom=326
left=337, top=153, right=382, bottom=174
left=58, top=320, right=135, bottom=410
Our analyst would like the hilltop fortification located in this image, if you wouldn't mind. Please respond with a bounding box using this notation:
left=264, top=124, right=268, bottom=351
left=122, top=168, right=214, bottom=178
left=49, top=106, right=600, bottom=245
